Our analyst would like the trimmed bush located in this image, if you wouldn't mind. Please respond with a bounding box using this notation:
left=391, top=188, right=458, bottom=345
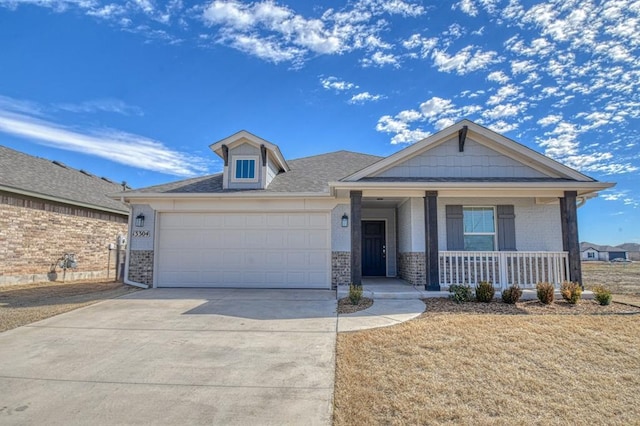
left=501, top=285, right=522, bottom=304
left=536, top=282, right=555, bottom=305
left=349, top=283, right=363, bottom=305
left=475, top=281, right=495, bottom=303
left=449, top=284, right=473, bottom=304
left=560, top=281, right=582, bottom=304
left=593, top=285, right=613, bottom=306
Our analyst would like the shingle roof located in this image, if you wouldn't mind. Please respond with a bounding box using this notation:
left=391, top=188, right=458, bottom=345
left=358, top=177, right=577, bottom=183
left=580, top=242, right=626, bottom=253
left=128, top=150, right=384, bottom=194
left=0, top=145, right=129, bottom=213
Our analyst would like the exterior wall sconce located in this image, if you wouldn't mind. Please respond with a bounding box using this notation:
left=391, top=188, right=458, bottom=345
left=135, top=213, right=145, bottom=228
left=341, top=213, right=349, bottom=227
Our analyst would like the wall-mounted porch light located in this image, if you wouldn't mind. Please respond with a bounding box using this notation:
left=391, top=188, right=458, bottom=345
left=135, top=213, right=145, bottom=228
left=341, top=213, right=349, bottom=227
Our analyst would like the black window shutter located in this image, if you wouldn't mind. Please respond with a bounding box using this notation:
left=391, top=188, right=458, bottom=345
left=446, top=205, right=464, bottom=250
left=497, top=205, right=516, bottom=251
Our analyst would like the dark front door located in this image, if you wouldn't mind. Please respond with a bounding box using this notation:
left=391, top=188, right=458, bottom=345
left=362, top=221, right=386, bottom=276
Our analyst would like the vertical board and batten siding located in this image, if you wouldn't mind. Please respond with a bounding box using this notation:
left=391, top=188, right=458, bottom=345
left=156, top=212, right=331, bottom=288
left=445, top=205, right=464, bottom=250
left=496, top=205, right=517, bottom=250
left=227, top=143, right=263, bottom=190
left=376, top=137, right=549, bottom=179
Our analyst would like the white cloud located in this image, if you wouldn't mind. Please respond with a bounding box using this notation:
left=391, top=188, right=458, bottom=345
left=419, top=97, right=455, bottom=118
left=320, top=76, right=357, bottom=91
left=0, top=104, right=207, bottom=176
left=55, top=99, right=143, bottom=116
left=349, top=91, right=384, bottom=104
left=432, top=45, right=501, bottom=75
left=537, top=114, right=563, bottom=126
left=486, top=84, right=520, bottom=105
left=361, top=51, right=399, bottom=68
left=487, top=71, right=509, bottom=83
left=200, top=0, right=424, bottom=65
left=454, top=0, right=478, bottom=17
left=482, top=103, right=521, bottom=120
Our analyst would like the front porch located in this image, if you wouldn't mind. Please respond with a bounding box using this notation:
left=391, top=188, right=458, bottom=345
left=340, top=190, right=583, bottom=291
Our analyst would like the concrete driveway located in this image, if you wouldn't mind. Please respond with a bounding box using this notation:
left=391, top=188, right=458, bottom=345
left=0, top=289, right=337, bottom=425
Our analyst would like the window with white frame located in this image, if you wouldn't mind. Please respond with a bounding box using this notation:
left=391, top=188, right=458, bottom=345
left=587, top=252, right=595, bottom=259
left=232, top=156, right=258, bottom=181
left=463, top=207, right=496, bottom=251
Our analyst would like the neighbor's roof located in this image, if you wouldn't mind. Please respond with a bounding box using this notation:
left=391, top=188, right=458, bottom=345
left=580, top=242, right=626, bottom=252
left=125, top=150, right=383, bottom=195
left=0, top=145, right=129, bottom=214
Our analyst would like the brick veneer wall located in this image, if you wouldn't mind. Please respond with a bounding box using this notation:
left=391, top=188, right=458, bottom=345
left=332, top=251, right=350, bottom=289
left=398, top=252, right=425, bottom=286
left=128, top=250, right=154, bottom=286
left=0, top=199, right=128, bottom=285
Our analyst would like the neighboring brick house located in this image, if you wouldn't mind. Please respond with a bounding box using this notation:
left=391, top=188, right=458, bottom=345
left=0, top=145, right=129, bottom=285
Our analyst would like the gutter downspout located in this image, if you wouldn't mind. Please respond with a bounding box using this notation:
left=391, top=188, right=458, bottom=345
left=122, top=204, right=149, bottom=289
left=577, top=196, right=587, bottom=208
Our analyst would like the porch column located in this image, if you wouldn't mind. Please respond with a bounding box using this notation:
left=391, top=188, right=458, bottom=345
left=559, top=196, right=569, bottom=251
left=350, top=191, right=362, bottom=286
left=562, top=191, right=583, bottom=286
left=424, top=191, right=440, bottom=291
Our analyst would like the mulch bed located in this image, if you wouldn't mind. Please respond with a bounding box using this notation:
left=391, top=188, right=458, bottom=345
left=422, top=297, right=640, bottom=316
left=337, top=297, right=373, bottom=314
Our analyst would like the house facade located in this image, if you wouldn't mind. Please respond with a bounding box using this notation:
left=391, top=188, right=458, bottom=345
left=580, top=243, right=628, bottom=261
left=120, top=120, right=613, bottom=290
left=0, top=145, right=129, bottom=285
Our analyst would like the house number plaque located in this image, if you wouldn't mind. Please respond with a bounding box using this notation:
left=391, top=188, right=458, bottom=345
left=133, top=230, right=150, bottom=237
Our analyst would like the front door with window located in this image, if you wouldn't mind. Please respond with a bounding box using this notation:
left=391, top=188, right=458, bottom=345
left=362, top=221, right=386, bottom=276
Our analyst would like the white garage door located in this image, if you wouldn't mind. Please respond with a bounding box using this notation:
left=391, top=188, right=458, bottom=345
left=156, top=212, right=331, bottom=288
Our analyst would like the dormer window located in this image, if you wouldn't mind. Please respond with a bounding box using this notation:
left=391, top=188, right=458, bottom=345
left=232, top=156, right=258, bottom=182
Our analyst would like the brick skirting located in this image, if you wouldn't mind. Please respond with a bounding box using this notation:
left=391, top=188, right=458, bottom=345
left=398, top=252, right=426, bottom=286
left=332, top=251, right=351, bottom=290
left=128, top=250, right=154, bottom=286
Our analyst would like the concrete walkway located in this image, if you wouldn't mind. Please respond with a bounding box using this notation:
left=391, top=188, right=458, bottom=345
left=0, top=289, right=337, bottom=426
left=338, top=299, right=426, bottom=332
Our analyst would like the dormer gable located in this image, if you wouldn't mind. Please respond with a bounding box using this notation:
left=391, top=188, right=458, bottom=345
left=210, top=130, right=289, bottom=190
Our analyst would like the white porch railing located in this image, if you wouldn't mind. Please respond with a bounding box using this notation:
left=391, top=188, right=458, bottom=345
left=439, top=251, right=570, bottom=289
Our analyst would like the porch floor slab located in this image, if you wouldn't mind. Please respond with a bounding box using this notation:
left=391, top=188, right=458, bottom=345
left=337, top=278, right=450, bottom=300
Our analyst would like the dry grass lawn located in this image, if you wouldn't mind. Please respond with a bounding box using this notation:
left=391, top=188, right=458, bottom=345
left=583, top=261, right=640, bottom=305
left=335, top=312, right=640, bottom=425
left=335, top=262, right=640, bottom=425
left=0, top=280, right=139, bottom=332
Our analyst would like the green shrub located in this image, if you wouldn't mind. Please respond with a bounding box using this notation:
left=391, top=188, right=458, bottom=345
left=501, top=285, right=522, bottom=304
left=349, top=283, right=363, bottom=305
left=449, top=284, right=473, bottom=304
left=475, top=281, right=495, bottom=303
left=560, top=281, right=582, bottom=304
left=593, top=285, right=612, bottom=306
left=536, top=282, right=555, bottom=305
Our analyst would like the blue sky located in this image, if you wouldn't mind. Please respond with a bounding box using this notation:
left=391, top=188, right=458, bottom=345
left=0, top=0, right=638, bottom=245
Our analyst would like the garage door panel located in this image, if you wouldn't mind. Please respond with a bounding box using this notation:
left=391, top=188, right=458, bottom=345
left=157, top=212, right=330, bottom=288
left=309, top=214, right=329, bottom=228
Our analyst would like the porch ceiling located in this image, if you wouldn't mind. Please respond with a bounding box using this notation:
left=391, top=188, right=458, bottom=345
left=362, top=197, right=406, bottom=208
